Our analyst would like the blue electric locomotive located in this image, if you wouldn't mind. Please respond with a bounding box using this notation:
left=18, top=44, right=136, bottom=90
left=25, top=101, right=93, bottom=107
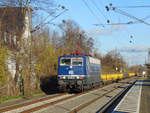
left=58, top=52, right=101, bottom=91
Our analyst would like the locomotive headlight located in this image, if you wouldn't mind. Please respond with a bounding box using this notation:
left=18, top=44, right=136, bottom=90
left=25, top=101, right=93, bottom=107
left=63, top=76, right=66, bottom=79
left=76, top=76, right=80, bottom=79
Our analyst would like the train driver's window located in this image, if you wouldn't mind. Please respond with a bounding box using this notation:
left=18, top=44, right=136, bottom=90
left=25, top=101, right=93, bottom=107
left=72, top=58, right=83, bottom=66
left=60, top=58, right=71, bottom=65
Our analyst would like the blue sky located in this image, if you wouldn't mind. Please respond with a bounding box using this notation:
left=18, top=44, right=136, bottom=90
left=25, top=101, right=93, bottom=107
left=52, top=0, right=150, bottom=66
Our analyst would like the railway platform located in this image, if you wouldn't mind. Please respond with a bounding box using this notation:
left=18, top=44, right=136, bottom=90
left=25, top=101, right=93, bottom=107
left=112, top=79, right=150, bottom=113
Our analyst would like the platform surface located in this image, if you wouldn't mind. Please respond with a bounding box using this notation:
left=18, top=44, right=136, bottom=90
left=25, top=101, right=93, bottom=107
left=139, top=79, right=150, bottom=113
left=112, top=80, right=143, bottom=113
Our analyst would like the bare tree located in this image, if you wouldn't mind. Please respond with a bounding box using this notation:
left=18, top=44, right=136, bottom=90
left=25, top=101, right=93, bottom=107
left=59, top=20, right=94, bottom=54
left=101, top=50, right=126, bottom=74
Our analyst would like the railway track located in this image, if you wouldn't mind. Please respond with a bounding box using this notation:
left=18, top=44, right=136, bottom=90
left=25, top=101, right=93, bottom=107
left=0, top=93, right=68, bottom=113
left=68, top=80, right=136, bottom=113
left=0, top=87, right=102, bottom=113
left=0, top=77, right=137, bottom=113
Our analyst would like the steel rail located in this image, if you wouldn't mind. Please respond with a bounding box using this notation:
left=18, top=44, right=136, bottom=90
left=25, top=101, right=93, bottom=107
left=68, top=86, right=121, bottom=113
left=21, top=94, right=78, bottom=113
left=20, top=84, right=112, bottom=113
left=0, top=93, right=66, bottom=113
left=0, top=78, right=136, bottom=113
left=0, top=82, right=111, bottom=113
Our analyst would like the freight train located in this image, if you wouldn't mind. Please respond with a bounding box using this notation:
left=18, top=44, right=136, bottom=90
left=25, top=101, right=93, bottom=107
left=57, top=52, right=135, bottom=92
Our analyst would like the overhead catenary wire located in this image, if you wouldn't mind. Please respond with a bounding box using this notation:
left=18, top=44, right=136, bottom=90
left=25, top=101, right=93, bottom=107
left=81, top=0, right=103, bottom=26
left=112, top=7, right=150, bottom=26
left=129, top=14, right=150, bottom=24
left=94, top=14, right=150, bottom=26
left=97, top=0, right=112, bottom=23
left=94, top=21, right=133, bottom=26
left=116, top=5, right=150, bottom=8
left=63, top=0, right=74, bottom=19
left=32, top=5, right=62, bottom=27
left=31, top=8, right=68, bottom=33
left=105, top=4, right=150, bottom=27
left=44, top=9, right=68, bottom=25
left=90, top=0, right=108, bottom=21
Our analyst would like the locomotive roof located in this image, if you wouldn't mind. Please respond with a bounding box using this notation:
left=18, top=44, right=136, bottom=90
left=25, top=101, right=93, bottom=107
left=59, top=55, right=88, bottom=57
left=59, top=55, right=101, bottom=64
left=59, top=55, right=100, bottom=60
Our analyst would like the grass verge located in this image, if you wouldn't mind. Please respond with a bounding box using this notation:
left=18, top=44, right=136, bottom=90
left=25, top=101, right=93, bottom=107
left=0, top=90, right=44, bottom=104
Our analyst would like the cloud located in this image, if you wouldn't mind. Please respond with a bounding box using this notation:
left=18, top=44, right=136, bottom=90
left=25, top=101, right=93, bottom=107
left=123, top=53, right=147, bottom=66
left=119, top=46, right=149, bottom=66
left=119, top=46, right=149, bottom=53
left=86, top=25, right=124, bottom=35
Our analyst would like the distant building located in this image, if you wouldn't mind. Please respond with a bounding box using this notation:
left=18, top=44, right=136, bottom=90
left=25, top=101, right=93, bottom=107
left=0, top=7, right=32, bottom=77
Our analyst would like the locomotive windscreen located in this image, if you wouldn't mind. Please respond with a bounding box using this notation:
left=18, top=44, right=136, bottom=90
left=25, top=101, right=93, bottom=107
left=60, top=57, right=83, bottom=66
left=60, top=58, right=71, bottom=65
left=72, top=58, right=83, bottom=66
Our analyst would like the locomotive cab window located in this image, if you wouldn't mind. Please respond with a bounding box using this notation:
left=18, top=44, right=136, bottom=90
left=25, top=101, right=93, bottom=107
left=72, top=58, right=83, bottom=66
left=60, top=58, right=71, bottom=65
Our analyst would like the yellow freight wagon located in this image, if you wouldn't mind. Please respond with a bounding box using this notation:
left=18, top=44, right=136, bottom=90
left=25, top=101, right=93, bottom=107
left=128, top=73, right=135, bottom=77
left=101, top=74, right=123, bottom=82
